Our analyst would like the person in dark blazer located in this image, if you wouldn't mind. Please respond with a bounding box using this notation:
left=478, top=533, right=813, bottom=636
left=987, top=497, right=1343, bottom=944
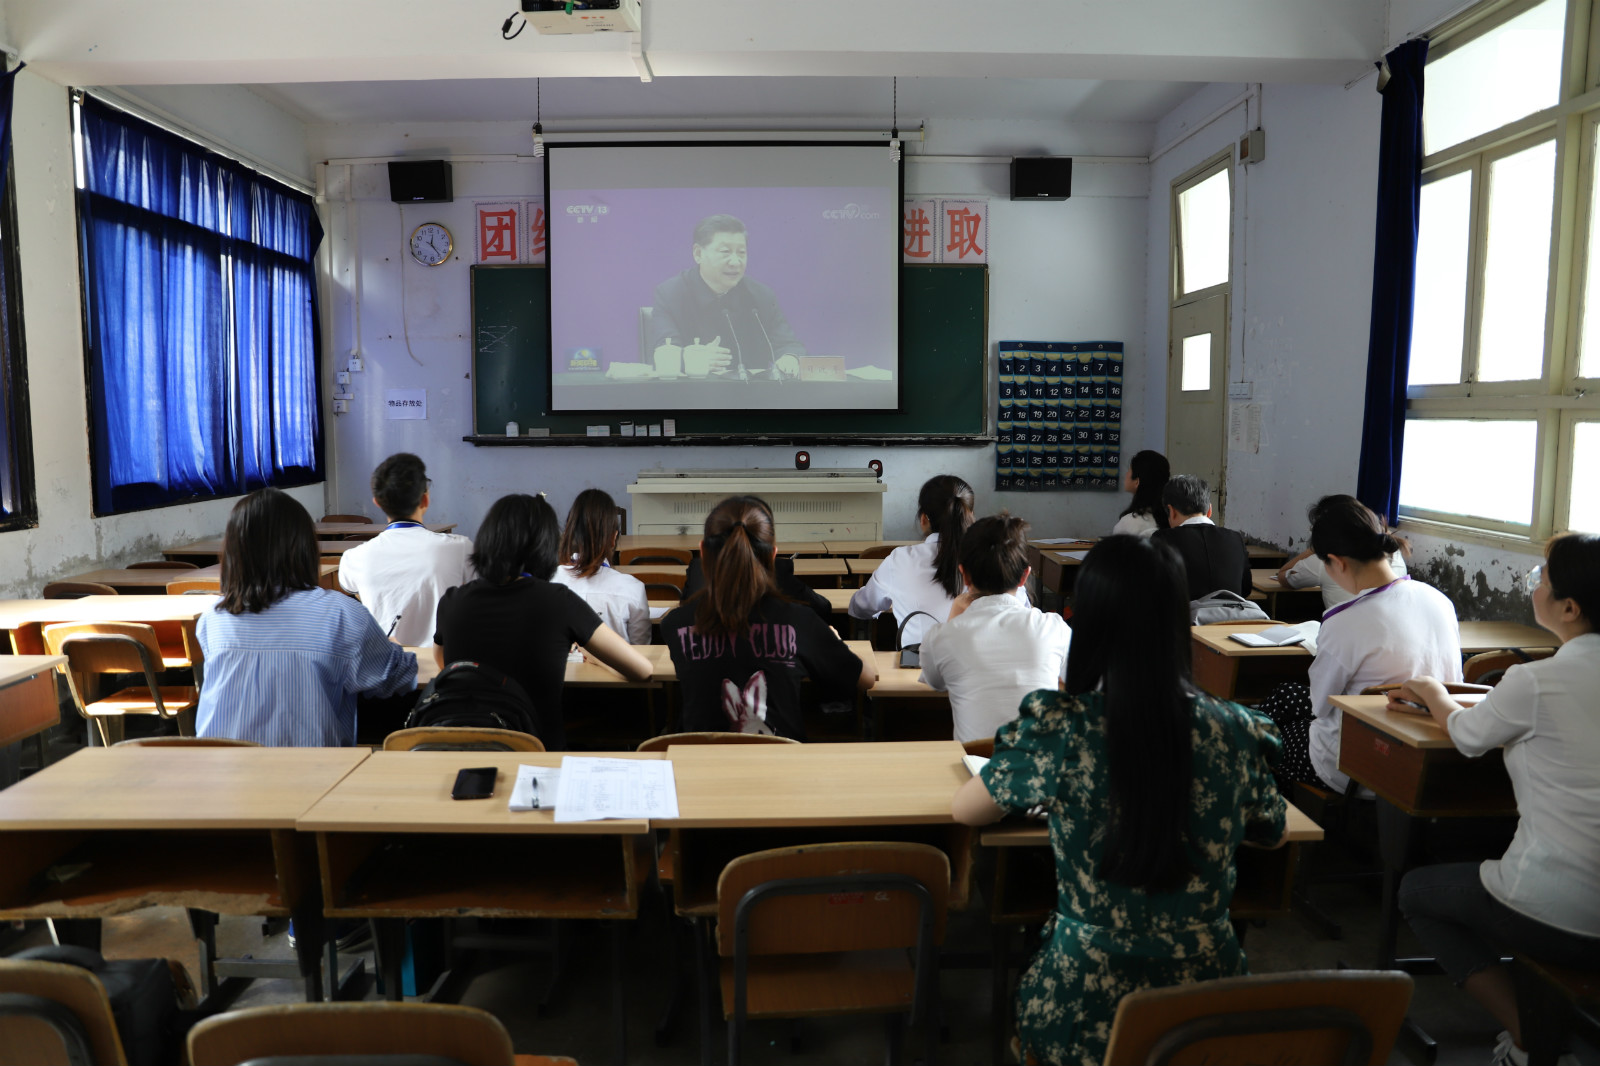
left=1150, top=474, right=1252, bottom=600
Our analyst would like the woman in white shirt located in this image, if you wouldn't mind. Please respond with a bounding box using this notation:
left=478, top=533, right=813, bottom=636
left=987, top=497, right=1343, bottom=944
left=1109, top=449, right=1170, bottom=538
left=550, top=489, right=652, bottom=645
left=1393, top=533, right=1600, bottom=1066
left=848, top=475, right=975, bottom=647
left=1275, top=501, right=1410, bottom=611
left=1258, top=495, right=1461, bottom=792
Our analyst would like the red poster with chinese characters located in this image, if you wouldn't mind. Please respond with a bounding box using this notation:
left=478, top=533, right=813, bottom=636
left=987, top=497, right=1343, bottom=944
left=902, top=199, right=938, bottom=262
left=939, top=199, right=987, bottom=264
left=474, top=202, right=521, bottom=264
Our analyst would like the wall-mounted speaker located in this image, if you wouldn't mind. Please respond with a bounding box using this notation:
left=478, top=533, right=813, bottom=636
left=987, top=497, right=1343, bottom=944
left=1010, top=158, right=1072, bottom=201
left=388, top=160, right=454, bottom=204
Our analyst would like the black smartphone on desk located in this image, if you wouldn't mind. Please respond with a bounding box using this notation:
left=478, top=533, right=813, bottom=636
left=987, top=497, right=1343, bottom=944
left=451, top=766, right=497, bottom=800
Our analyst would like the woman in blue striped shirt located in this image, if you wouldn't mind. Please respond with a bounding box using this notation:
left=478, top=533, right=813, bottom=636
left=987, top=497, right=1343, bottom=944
left=196, top=488, right=417, bottom=746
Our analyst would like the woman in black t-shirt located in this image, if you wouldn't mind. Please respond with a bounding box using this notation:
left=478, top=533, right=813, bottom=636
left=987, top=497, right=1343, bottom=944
left=434, top=493, right=651, bottom=749
left=661, top=495, right=876, bottom=740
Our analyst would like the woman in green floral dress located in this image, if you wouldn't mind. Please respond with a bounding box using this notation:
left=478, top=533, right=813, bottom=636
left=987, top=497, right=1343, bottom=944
left=953, top=534, right=1288, bottom=1066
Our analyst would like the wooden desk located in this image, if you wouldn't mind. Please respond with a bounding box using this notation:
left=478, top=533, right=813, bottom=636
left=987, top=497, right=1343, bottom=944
left=1246, top=544, right=1292, bottom=569
left=1333, top=693, right=1517, bottom=972
left=164, top=539, right=357, bottom=563
left=1190, top=623, right=1309, bottom=702
left=824, top=539, right=917, bottom=556
left=2, top=595, right=218, bottom=669
left=842, top=557, right=879, bottom=581
left=0, top=746, right=369, bottom=1001
left=616, top=563, right=687, bottom=579
left=615, top=534, right=826, bottom=556
left=1037, top=548, right=1093, bottom=598
left=177, top=562, right=340, bottom=592
left=1458, top=621, right=1556, bottom=655
left=54, top=568, right=191, bottom=594
left=1250, top=569, right=1323, bottom=623
left=409, top=644, right=674, bottom=692
left=314, top=522, right=455, bottom=540
left=0, top=656, right=65, bottom=788
left=793, top=557, right=852, bottom=587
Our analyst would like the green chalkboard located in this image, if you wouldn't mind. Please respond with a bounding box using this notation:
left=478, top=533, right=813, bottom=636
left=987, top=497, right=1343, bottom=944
left=470, top=263, right=987, bottom=442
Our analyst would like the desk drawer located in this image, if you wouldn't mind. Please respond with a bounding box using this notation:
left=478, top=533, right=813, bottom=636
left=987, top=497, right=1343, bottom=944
left=1341, top=717, right=1516, bottom=816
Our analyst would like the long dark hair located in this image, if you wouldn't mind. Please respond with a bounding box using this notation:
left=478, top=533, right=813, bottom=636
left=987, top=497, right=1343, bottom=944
left=918, top=475, right=975, bottom=597
left=1309, top=495, right=1406, bottom=563
left=1120, top=449, right=1171, bottom=527
left=471, top=493, right=561, bottom=585
left=1066, top=534, right=1194, bottom=893
left=219, top=488, right=320, bottom=615
left=693, top=495, right=778, bottom=639
left=1546, top=532, right=1600, bottom=625
left=560, top=488, right=618, bottom=578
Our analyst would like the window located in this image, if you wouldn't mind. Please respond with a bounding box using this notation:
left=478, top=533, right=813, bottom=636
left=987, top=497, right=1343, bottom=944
left=0, top=164, right=36, bottom=532
left=72, top=94, right=323, bottom=515
left=1400, top=0, right=1600, bottom=541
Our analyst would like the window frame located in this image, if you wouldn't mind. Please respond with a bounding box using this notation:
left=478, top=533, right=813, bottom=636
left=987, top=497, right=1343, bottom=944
left=0, top=159, right=36, bottom=534
left=1170, top=150, right=1235, bottom=306
left=1402, top=0, right=1600, bottom=546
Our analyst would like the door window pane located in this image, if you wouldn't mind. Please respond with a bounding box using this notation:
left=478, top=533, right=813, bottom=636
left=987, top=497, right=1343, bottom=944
left=1424, top=0, right=1565, bottom=154
left=1177, top=169, right=1230, bottom=294
left=1478, top=140, right=1555, bottom=382
left=1181, top=333, right=1212, bottom=392
left=1569, top=422, right=1600, bottom=533
left=1400, top=419, right=1537, bottom=525
left=1578, top=125, right=1600, bottom=379
left=1410, top=171, right=1473, bottom=385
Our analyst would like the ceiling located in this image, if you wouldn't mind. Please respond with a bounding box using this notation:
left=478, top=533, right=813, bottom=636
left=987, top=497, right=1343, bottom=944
left=1, top=0, right=1386, bottom=127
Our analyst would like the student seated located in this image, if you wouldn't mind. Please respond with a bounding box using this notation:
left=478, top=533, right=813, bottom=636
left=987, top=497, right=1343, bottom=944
left=433, top=493, right=651, bottom=750
left=1259, top=495, right=1461, bottom=792
left=952, top=534, right=1287, bottom=1066
left=1149, top=473, right=1251, bottom=600
left=917, top=513, right=1071, bottom=743
left=1391, top=534, right=1600, bottom=1066
left=850, top=474, right=1022, bottom=646
left=196, top=488, right=417, bottom=746
left=337, top=452, right=474, bottom=648
left=662, top=496, right=875, bottom=740
left=1274, top=495, right=1408, bottom=611
left=680, top=496, right=835, bottom=629
left=1109, top=449, right=1170, bottom=537
left=550, top=488, right=652, bottom=645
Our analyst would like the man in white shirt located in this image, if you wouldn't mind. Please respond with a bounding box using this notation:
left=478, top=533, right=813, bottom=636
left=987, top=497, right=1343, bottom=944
left=918, top=514, right=1071, bottom=743
left=338, top=453, right=474, bottom=648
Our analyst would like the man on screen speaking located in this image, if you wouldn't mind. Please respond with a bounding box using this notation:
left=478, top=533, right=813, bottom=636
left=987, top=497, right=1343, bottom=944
left=647, top=214, right=804, bottom=381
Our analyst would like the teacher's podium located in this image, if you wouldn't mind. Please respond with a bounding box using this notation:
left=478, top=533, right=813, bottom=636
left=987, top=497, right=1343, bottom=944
left=626, top=468, right=885, bottom=539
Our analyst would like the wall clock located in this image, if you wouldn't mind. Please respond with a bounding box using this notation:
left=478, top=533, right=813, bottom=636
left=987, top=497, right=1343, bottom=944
left=409, top=222, right=453, bottom=266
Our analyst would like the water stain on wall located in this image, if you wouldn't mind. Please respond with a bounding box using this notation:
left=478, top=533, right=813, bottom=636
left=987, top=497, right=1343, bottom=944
left=1414, top=556, right=1536, bottom=626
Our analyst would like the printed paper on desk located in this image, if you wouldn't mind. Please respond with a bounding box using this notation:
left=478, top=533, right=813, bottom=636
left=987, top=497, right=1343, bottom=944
left=553, top=757, right=679, bottom=822
left=509, top=764, right=562, bottom=811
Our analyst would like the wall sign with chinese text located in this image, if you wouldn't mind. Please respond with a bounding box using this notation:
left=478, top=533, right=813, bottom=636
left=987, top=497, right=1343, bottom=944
left=902, top=198, right=988, bottom=264
left=385, top=389, right=428, bottom=420
left=996, top=341, right=1123, bottom=492
left=473, top=199, right=547, bottom=264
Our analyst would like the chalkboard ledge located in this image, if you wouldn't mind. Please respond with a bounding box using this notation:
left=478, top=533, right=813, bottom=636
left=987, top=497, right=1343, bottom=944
left=464, top=434, right=996, bottom=448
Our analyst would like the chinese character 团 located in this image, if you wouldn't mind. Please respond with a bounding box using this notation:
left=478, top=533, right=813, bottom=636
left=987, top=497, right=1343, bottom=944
left=479, top=209, right=518, bottom=261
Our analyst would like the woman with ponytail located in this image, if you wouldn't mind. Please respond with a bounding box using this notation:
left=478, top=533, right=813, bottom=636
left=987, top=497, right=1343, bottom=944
left=952, top=535, right=1287, bottom=1066
left=662, top=496, right=874, bottom=739
left=1110, top=449, right=1170, bottom=536
left=850, top=474, right=1012, bottom=647
left=1257, top=494, right=1461, bottom=791
left=551, top=489, right=653, bottom=644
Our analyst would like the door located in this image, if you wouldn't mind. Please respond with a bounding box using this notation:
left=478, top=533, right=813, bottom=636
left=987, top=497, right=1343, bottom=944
left=1166, top=293, right=1229, bottom=513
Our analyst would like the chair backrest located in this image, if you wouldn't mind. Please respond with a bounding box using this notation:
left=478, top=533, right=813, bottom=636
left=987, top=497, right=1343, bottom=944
left=126, top=560, right=198, bottom=570
left=630, top=570, right=687, bottom=603
left=1101, top=969, right=1414, bottom=1066
left=384, top=726, right=545, bottom=752
left=41, top=582, right=117, bottom=600
left=1464, top=648, right=1555, bottom=685
left=0, top=960, right=127, bottom=1066
left=187, top=1002, right=516, bottom=1066
left=614, top=505, right=628, bottom=536
left=114, top=736, right=259, bottom=747
left=961, top=737, right=995, bottom=759
left=716, top=841, right=949, bottom=957
left=42, top=623, right=164, bottom=680
left=618, top=547, right=693, bottom=566
left=637, top=730, right=799, bottom=753
left=320, top=514, right=373, bottom=524
left=166, top=577, right=222, bottom=595
left=856, top=544, right=899, bottom=560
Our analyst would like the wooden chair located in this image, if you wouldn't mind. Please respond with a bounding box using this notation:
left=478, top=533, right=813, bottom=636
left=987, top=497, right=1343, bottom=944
left=1101, top=969, right=1413, bottom=1066
left=126, top=560, right=197, bottom=570
left=855, top=543, right=899, bottom=560
left=166, top=577, right=221, bottom=595
left=637, top=730, right=799, bottom=753
left=716, top=841, right=949, bottom=1065
left=1510, top=953, right=1600, bottom=1066
left=631, top=569, right=687, bottom=603
left=320, top=513, right=373, bottom=524
left=619, top=546, right=693, bottom=566
left=186, top=1001, right=567, bottom=1066
left=961, top=737, right=995, bottom=759
left=384, top=726, right=545, bottom=752
left=614, top=505, right=628, bottom=536
left=0, top=958, right=128, bottom=1066
left=41, top=582, right=116, bottom=600
left=1464, top=647, right=1555, bottom=686
left=113, top=736, right=258, bottom=747
left=42, top=622, right=199, bottom=746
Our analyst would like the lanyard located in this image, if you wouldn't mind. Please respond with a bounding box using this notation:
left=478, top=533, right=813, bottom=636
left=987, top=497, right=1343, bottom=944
left=1322, top=575, right=1410, bottom=622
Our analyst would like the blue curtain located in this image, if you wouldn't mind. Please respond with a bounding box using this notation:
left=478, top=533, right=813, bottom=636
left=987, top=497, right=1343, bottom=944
left=77, top=96, right=323, bottom=513
left=1355, top=40, right=1428, bottom=524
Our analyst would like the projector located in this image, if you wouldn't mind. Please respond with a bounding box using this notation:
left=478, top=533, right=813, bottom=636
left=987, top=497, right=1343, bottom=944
left=520, top=0, right=640, bottom=34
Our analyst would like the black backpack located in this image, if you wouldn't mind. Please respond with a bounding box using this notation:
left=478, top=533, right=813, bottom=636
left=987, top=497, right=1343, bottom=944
left=405, top=660, right=541, bottom=738
left=13, top=945, right=185, bottom=1066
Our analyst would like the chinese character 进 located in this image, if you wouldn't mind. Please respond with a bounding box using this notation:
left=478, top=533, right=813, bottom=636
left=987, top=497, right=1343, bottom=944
left=903, top=207, right=933, bottom=259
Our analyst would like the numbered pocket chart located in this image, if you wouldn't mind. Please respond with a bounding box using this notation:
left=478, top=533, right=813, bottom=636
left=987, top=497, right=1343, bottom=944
left=996, top=341, right=1123, bottom=491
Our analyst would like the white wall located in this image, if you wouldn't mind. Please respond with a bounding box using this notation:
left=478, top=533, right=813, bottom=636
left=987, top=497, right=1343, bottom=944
left=0, top=71, right=322, bottom=599
left=312, top=117, right=1151, bottom=541
left=1144, top=76, right=1541, bottom=619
